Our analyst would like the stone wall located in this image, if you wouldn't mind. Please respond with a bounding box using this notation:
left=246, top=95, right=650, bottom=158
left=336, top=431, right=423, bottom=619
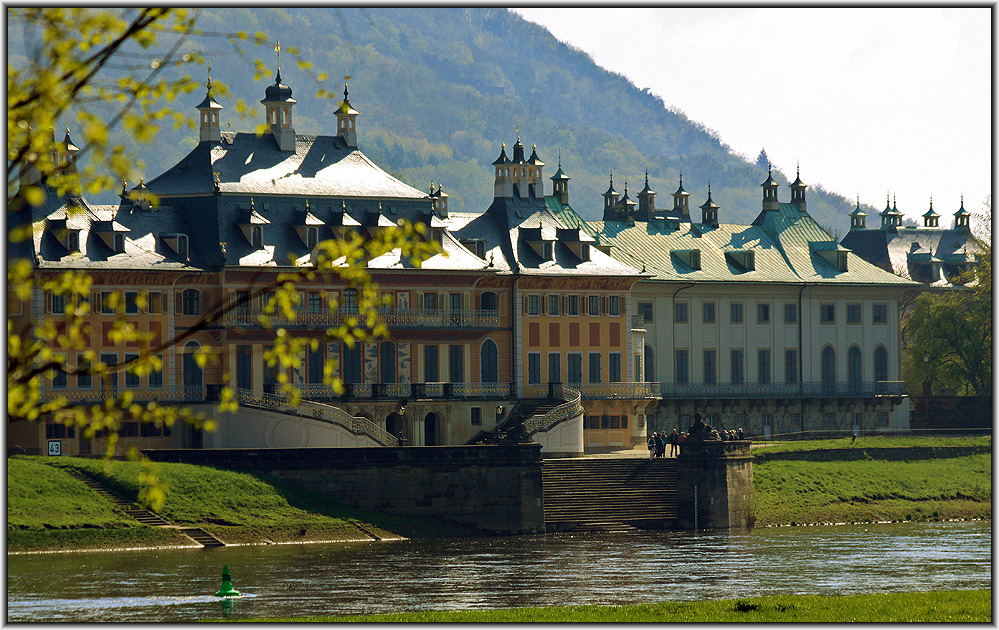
left=143, top=444, right=545, bottom=535
left=675, top=440, right=754, bottom=530
left=909, top=396, right=992, bottom=430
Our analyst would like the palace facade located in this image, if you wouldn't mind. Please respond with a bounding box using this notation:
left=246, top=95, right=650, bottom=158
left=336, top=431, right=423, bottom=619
left=11, top=68, right=918, bottom=457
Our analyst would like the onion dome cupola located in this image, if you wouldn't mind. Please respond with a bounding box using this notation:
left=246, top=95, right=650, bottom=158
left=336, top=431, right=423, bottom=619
left=790, top=163, right=806, bottom=211
left=550, top=154, right=570, bottom=205
left=637, top=171, right=656, bottom=220
left=954, top=195, right=971, bottom=231
left=196, top=68, right=224, bottom=143
left=525, top=142, right=545, bottom=198
left=761, top=165, right=779, bottom=212
left=511, top=126, right=526, bottom=164
left=130, top=177, right=153, bottom=211
left=672, top=174, right=691, bottom=219
left=880, top=194, right=901, bottom=230
left=849, top=195, right=868, bottom=229
left=430, top=182, right=449, bottom=218
left=493, top=141, right=512, bottom=199
left=602, top=174, right=620, bottom=220
left=619, top=182, right=637, bottom=222
left=923, top=196, right=940, bottom=227
left=260, top=46, right=297, bottom=152
left=335, top=72, right=360, bottom=148
left=700, top=184, right=720, bottom=226
left=59, top=124, right=80, bottom=172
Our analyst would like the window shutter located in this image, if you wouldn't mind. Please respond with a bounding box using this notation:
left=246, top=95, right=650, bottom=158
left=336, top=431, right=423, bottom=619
left=522, top=295, right=528, bottom=315
left=45, top=291, right=52, bottom=314
left=175, top=291, right=182, bottom=314
left=561, top=295, right=567, bottom=314
left=601, top=295, right=607, bottom=316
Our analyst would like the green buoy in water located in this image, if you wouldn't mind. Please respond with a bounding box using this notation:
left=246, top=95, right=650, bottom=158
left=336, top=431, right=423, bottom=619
left=214, top=565, right=241, bottom=597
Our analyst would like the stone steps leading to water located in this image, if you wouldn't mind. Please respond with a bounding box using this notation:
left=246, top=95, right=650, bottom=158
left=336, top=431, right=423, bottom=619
left=542, top=458, right=678, bottom=529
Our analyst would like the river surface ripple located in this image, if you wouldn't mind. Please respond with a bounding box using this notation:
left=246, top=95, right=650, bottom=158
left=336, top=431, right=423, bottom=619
left=6, top=520, right=990, bottom=622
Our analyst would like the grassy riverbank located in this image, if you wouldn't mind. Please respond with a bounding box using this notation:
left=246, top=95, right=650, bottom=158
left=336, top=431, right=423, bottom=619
left=751, top=436, right=991, bottom=526
left=7, top=455, right=477, bottom=552
left=250, top=589, right=990, bottom=623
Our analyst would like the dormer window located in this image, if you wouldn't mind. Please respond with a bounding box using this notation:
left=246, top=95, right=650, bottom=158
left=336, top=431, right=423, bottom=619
left=460, top=239, right=486, bottom=259
left=672, top=249, right=701, bottom=270
left=431, top=228, right=444, bottom=246
left=177, top=234, right=188, bottom=258
left=725, top=250, right=755, bottom=272
left=580, top=243, right=590, bottom=262
left=251, top=225, right=263, bottom=248
left=163, top=233, right=189, bottom=258
left=114, top=233, right=125, bottom=253
left=543, top=242, right=554, bottom=261
left=67, top=230, right=80, bottom=252
left=307, top=226, right=318, bottom=249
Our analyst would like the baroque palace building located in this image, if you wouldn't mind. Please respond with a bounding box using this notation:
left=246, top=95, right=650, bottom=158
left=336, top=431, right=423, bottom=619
left=11, top=68, right=917, bottom=457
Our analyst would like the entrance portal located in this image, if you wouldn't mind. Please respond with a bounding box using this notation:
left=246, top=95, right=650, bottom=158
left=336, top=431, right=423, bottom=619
left=424, top=412, right=441, bottom=446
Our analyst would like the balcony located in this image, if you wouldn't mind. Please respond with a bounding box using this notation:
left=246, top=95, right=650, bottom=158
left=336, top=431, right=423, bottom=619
left=658, top=381, right=907, bottom=399
left=292, top=381, right=516, bottom=401
left=631, top=314, right=647, bottom=330
left=566, top=382, right=662, bottom=400
left=222, top=307, right=503, bottom=329
left=39, top=385, right=207, bottom=404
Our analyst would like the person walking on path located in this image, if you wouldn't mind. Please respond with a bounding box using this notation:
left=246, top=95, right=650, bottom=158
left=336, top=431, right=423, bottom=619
left=669, top=429, right=679, bottom=457
left=647, top=433, right=656, bottom=459
left=655, top=432, right=666, bottom=458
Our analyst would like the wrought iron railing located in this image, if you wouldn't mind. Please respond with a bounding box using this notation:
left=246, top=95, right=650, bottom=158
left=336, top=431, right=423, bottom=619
left=631, top=314, right=647, bottom=329
left=222, top=306, right=502, bottom=329
left=567, top=382, right=662, bottom=400
left=524, top=386, right=584, bottom=434
left=658, top=381, right=907, bottom=399
left=236, top=388, right=398, bottom=446
left=274, top=381, right=514, bottom=400
left=40, top=385, right=206, bottom=403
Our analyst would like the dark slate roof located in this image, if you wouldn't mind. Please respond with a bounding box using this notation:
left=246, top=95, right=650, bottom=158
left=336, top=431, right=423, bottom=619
left=841, top=224, right=980, bottom=286
left=147, top=132, right=427, bottom=199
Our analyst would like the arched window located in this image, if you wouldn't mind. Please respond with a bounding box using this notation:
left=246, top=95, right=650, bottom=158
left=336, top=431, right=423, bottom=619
left=480, top=291, right=498, bottom=312
left=182, top=289, right=200, bottom=315
left=874, top=345, right=888, bottom=383
left=182, top=341, right=203, bottom=388
left=644, top=344, right=655, bottom=382
left=343, top=343, right=363, bottom=384
left=380, top=341, right=396, bottom=384
left=481, top=339, right=498, bottom=383
left=821, top=346, right=836, bottom=394
left=848, top=346, right=862, bottom=383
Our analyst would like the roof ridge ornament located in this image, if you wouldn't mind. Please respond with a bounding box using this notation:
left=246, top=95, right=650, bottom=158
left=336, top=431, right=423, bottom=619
left=343, top=69, right=352, bottom=101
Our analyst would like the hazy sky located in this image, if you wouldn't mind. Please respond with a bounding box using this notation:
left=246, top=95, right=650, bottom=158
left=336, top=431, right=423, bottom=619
left=513, top=8, right=992, bottom=222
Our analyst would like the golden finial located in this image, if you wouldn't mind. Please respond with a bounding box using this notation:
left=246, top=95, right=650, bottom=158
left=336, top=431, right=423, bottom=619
left=275, top=41, right=280, bottom=71
left=305, top=197, right=310, bottom=211
left=516, top=124, right=520, bottom=142
left=250, top=196, right=254, bottom=210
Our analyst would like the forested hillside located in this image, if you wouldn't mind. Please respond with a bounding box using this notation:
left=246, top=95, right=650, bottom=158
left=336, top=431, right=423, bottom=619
left=9, top=8, right=870, bottom=232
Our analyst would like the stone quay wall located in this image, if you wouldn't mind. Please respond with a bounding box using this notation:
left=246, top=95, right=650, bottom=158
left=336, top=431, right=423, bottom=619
left=675, top=440, right=754, bottom=530
left=143, top=444, right=546, bottom=535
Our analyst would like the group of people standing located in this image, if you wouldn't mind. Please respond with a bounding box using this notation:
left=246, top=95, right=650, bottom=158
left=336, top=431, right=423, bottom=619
left=647, top=429, right=684, bottom=458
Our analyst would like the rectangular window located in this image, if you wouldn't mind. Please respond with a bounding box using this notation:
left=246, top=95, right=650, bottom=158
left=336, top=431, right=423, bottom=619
left=51, top=293, right=66, bottom=314
left=308, top=345, right=324, bottom=384
left=52, top=357, right=68, bottom=389
left=731, top=349, right=744, bottom=385
left=548, top=294, right=560, bottom=316
left=607, top=295, right=620, bottom=316
left=101, top=353, right=118, bottom=392
left=125, top=291, right=139, bottom=314
left=846, top=303, right=862, bottom=324
left=784, top=303, right=798, bottom=324
left=757, top=302, right=770, bottom=323
left=449, top=345, right=464, bottom=383
left=124, top=353, right=140, bottom=388
left=568, top=353, right=583, bottom=383
left=182, top=289, right=200, bottom=316
left=609, top=415, right=621, bottom=430
left=702, top=302, right=716, bottom=324
left=102, top=291, right=115, bottom=314
left=528, top=353, right=542, bottom=384
left=77, top=356, right=92, bottom=389
left=758, top=349, right=771, bottom=385
left=585, top=415, right=599, bottom=430
left=527, top=294, right=540, bottom=316
left=601, top=415, right=610, bottom=430
left=608, top=353, right=621, bottom=383
left=471, top=407, right=482, bottom=426
left=820, top=303, right=835, bottom=324
left=147, top=291, right=161, bottom=314
left=263, top=347, right=279, bottom=386
left=785, top=348, right=798, bottom=383
left=674, top=301, right=688, bottom=323
left=588, top=295, right=600, bottom=316
left=149, top=354, right=163, bottom=388
left=675, top=349, right=689, bottom=385
left=790, top=413, right=801, bottom=430
left=877, top=411, right=889, bottom=427
left=872, top=303, right=888, bottom=324
left=548, top=353, right=561, bottom=384
left=588, top=352, right=602, bottom=383
left=730, top=302, right=744, bottom=323
left=423, top=292, right=438, bottom=311
left=567, top=295, right=580, bottom=316
left=424, top=344, right=439, bottom=382
left=703, top=349, right=716, bottom=385
left=308, top=291, right=323, bottom=313
left=638, top=302, right=653, bottom=323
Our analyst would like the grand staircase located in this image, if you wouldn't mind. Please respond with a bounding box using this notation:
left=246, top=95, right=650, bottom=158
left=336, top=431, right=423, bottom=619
left=466, top=398, right=563, bottom=444
left=542, top=457, right=678, bottom=531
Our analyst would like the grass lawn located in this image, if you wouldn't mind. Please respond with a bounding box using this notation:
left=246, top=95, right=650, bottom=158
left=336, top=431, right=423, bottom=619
left=249, top=589, right=990, bottom=623
left=751, top=435, right=989, bottom=453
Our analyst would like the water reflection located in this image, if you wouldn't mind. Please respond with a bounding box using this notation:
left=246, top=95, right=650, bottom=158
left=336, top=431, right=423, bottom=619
left=7, top=521, right=990, bottom=622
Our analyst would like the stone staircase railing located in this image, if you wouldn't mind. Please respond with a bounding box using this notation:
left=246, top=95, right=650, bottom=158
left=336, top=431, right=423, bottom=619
left=236, top=388, right=399, bottom=447
left=523, top=386, right=583, bottom=434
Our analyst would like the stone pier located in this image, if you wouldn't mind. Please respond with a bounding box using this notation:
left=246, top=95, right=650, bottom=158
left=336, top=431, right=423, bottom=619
left=675, top=440, right=754, bottom=530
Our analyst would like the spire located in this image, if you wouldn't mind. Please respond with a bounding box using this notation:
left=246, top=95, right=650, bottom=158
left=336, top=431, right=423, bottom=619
left=196, top=61, right=223, bottom=143
left=334, top=70, right=358, bottom=148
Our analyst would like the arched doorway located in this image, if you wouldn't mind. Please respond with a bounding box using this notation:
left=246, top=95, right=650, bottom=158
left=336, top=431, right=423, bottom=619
left=847, top=346, right=862, bottom=393
left=424, top=412, right=442, bottom=446
left=182, top=341, right=203, bottom=393
left=481, top=339, right=498, bottom=383
left=380, top=341, right=396, bottom=384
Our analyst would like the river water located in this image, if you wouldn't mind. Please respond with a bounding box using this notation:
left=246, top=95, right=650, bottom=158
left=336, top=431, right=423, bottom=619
left=7, top=521, right=990, bottom=622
